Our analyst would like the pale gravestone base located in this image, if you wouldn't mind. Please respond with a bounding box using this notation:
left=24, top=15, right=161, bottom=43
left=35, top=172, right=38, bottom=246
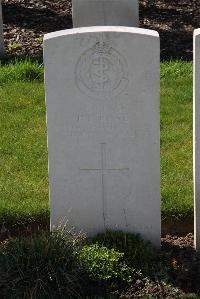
left=194, top=29, right=200, bottom=250
left=72, top=0, right=139, bottom=28
left=0, top=0, right=4, bottom=56
left=44, top=27, right=160, bottom=248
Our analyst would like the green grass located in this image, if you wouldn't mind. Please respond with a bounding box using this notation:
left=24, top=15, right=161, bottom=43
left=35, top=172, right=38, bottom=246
left=160, top=61, right=193, bottom=217
left=0, top=60, right=193, bottom=228
left=0, top=59, right=43, bottom=84
left=0, top=61, right=48, bottom=226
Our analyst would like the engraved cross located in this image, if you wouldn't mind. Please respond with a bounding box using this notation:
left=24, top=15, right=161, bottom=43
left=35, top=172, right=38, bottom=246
left=80, top=143, right=129, bottom=228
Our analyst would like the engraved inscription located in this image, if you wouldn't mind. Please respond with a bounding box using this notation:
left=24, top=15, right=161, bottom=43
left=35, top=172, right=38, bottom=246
left=80, top=143, right=130, bottom=228
left=68, top=111, right=131, bottom=136
left=75, top=36, right=129, bottom=99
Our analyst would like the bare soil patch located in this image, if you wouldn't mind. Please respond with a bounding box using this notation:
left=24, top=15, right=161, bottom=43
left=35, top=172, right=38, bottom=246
left=2, top=0, right=199, bottom=60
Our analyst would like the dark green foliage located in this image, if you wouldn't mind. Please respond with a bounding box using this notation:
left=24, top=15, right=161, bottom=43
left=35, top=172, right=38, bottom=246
left=92, top=231, right=166, bottom=278
left=0, top=230, right=178, bottom=298
left=0, top=230, right=134, bottom=299
left=0, top=230, right=84, bottom=299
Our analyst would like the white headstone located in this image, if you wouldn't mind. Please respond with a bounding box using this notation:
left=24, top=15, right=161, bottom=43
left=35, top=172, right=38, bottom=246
left=194, top=29, right=200, bottom=250
left=0, top=0, right=4, bottom=56
left=44, top=27, right=160, bottom=247
left=72, top=0, right=139, bottom=28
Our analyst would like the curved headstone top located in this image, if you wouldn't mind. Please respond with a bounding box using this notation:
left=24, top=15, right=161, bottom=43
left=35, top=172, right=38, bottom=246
left=194, top=29, right=200, bottom=37
left=72, top=0, right=139, bottom=28
left=44, top=26, right=158, bottom=41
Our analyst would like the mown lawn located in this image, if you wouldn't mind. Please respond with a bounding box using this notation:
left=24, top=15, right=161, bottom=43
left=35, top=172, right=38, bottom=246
left=0, top=61, right=48, bottom=227
left=0, top=60, right=193, bottom=228
left=160, top=61, right=193, bottom=218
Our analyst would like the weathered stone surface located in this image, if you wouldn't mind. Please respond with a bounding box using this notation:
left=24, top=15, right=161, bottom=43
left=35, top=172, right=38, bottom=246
left=44, top=27, right=160, bottom=247
left=194, top=29, right=200, bottom=250
left=72, top=0, right=139, bottom=28
left=0, top=0, right=4, bottom=56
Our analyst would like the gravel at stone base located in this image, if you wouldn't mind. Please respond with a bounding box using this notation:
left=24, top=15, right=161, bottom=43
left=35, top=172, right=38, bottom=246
left=2, top=0, right=200, bottom=60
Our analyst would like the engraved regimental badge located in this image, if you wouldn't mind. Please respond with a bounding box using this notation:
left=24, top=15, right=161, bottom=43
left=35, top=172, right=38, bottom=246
left=75, top=38, right=129, bottom=100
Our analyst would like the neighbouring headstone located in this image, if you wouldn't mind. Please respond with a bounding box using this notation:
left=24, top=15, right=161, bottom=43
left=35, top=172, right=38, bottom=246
left=194, top=29, right=200, bottom=250
left=72, top=0, right=139, bottom=28
left=44, top=27, right=160, bottom=247
left=0, top=0, right=4, bottom=56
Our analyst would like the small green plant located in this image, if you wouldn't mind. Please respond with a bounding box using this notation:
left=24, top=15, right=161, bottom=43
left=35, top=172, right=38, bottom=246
left=8, top=42, right=23, bottom=51
left=0, top=229, right=85, bottom=299
left=35, top=37, right=43, bottom=44
left=92, top=231, right=167, bottom=278
left=80, top=243, right=133, bottom=283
